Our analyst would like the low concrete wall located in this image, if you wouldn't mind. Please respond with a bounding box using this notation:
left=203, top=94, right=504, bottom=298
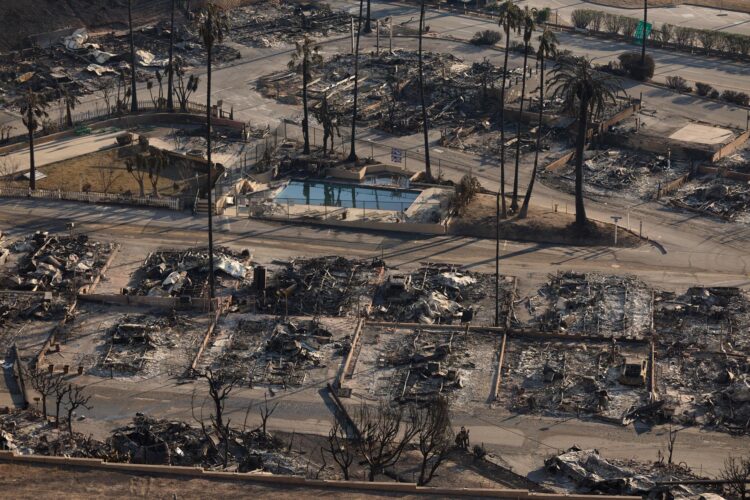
left=0, top=450, right=640, bottom=499
left=698, top=164, right=750, bottom=182
left=544, top=150, right=575, bottom=172
left=601, top=132, right=716, bottom=161
left=263, top=215, right=448, bottom=235
left=0, top=112, right=245, bottom=156
left=712, top=129, right=750, bottom=162
left=656, top=172, right=691, bottom=199
left=325, top=166, right=366, bottom=181
left=79, top=293, right=216, bottom=311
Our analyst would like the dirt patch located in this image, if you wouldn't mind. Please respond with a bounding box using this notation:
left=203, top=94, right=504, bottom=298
left=0, top=461, right=405, bottom=498
left=4, top=145, right=202, bottom=197
left=450, top=193, right=642, bottom=247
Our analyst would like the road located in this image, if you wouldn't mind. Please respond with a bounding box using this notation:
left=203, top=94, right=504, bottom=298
left=520, top=0, right=750, bottom=35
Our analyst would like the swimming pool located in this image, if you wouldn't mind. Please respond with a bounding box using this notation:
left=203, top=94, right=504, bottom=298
left=274, top=180, right=420, bottom=211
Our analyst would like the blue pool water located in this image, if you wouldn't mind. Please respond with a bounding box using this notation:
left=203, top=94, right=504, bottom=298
left=274, top=180, right=420, bottom=211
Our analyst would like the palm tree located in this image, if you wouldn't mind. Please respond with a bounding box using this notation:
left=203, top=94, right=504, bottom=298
left=548, top=57, right=621, bottom=228
left=519, top=29, right=557, bottom=219
left=494, top=0, right=521, bottom=327
left=641, top=0, right=648, bottom=64
left=167, top=0, right=176, bottom=112
left=364, top=0, right=372, bottom=33
left=348, top=0, right=365, bottom=162
left=128, top=0, right=138, bottom=112
left=198, top=2, right=227, bottom=301
left=418, top=0, right=432, bottom=181
left=510, top=6, right=536, bottom=212
left=20, top=90, right=49, bottom=191
left=58, top=84, right=80, bottom=128
left=288, top=36, right=322, bottom=155
left=497, top=0, right=522, bottom=220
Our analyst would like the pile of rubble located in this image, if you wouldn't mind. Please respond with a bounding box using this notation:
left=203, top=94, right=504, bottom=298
left=97, top=314, right=176, bottom=376
left=543, top=447, right=715, bottom=497
left=373, top=264, right=511, bottom=325
left=256, top=256, right=379, bottom=316
left=0, top=16, right=239, bottom=110
left=1, top=232, right=115, bottom=292
left=0, top=409, right=111, bottom=459
left=228, top=2, right=350, bottom=48
left=259, top=50, right=518, bottom=137
left=501, top=339, right=648, bottom=420
left=542, top=148, right=688, bottom=200
left=526, top=272, right=652, bottom=338
left=214, top=318, right=341, bottom=387
left=654, top=287, right=750, bottom=433
left=672, top=177, right=750, bottom=222
left=375, top=326, right=471, bottom=402
left=0, top=291, right=66, bottom=329
left=109, top=413, right=308, bottom=474
left=132, top=247, right=251, bottom=297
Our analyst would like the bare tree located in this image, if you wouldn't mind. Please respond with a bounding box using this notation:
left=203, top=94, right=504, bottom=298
left=0, top=124, right=14, bottom=143
left=414, top=397, right=454, bottom=485
left=720, top=455, right=750, bottom=500
left=199, top=367, right=240, bottom=437
left=666, top=423, right=678, bottom=465
left=65, top=384, right=92, bottom=435
left=353, top=400, right=419, bottom=481
left=97, top=166, right=123, bottom=194
left=173, top=58, right=200, bottom=112
left=125, top=153, right=148, bottom=197
left=94, top=79, right=115, bottom=115
left=259, top=392, right=278, bottom=435
left=25, top=367, right=57, bottom=419
left=327, top=419, right=356, bottom=480
left=147, top=150, right=167, bottom=196
left=199, top=367, right=240, bottom=467
left=53, top=380, right=72, bottom=428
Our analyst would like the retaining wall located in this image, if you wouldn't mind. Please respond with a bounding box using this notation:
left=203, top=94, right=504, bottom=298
left=0, top=450, right=640, bottom=499
left=712, top=129, right=750, bottom=162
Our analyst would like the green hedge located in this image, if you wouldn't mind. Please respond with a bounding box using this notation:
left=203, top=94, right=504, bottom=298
left=569, top=9, right=750, bottom=58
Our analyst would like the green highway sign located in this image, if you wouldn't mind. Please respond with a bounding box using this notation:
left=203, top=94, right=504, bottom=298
left=633, top=20, right=653, bottom=44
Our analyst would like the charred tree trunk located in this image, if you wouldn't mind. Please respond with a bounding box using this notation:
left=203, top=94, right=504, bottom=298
left=418, top=1, right=432, bottom=181
left=519, top=55, right=545, bottom=219
left=348, top=0, right=364, bottom=162
left=128, top=0, right=138, bottom=112
left=167, top=0, right=176, bottom=112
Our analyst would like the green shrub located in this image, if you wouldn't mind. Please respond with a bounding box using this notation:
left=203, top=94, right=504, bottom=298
left=470, top=30, right=502, bottom=46
left=618, top=52, right=655, bottom=81
left=695, top=82, right=713, bottom=97
left=571, top=9, right=595, bottom=29
left=710, top=89, right=720, bottom=99
left=665, top=75, right=692, bottom=93
left=721, top=90, right=750, bottom=106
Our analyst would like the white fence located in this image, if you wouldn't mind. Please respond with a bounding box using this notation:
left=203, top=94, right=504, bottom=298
left=0, top=187, right=182, bottom=210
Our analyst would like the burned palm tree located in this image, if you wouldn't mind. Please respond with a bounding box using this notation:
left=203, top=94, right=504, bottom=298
left=197, top=2, right=228, bottom=300
left=348, top=0, right=365, bottom=162
left=167, top=0, right=177, bottom=112
left=288, top=36, right=323, bottom=155
left=494, top=0, right=521, bottom=327
left=128, top=0, right=138, bottom=112
left=548, top=57, right=621, bottom=228
left=496, top=0, right=522, bottom=219
left=519, top=29, right=557, bottom=219
left=418, top=0, right=432, bottom=181
left=510, top=6, right=536, bottom=212
left=20, top=89, right=49, bottom=191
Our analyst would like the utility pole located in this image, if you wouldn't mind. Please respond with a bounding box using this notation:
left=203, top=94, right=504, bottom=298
left=611, top=216, right=622, bottom=246
left=351, top=17, right=355, bottom=54
left=390, top=17, right=393, bottom=53
left=376, top=19, right=380, bottom=55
